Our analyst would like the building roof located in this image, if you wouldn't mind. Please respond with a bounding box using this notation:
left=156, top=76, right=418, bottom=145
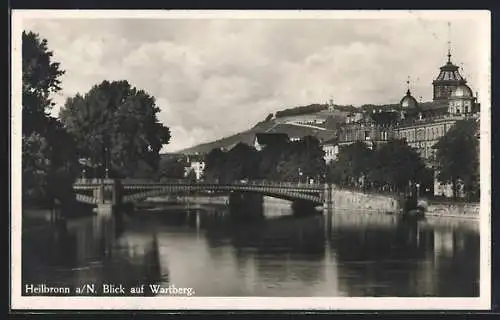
left=400, top=89, right=419, bottom=109
left=321, top=137, right=338, bottom=146
left=432, top=55, right=467, bottom=84
left=186, top=153, right=205, bottom=162
left=418, top=101, right=448, bottom=111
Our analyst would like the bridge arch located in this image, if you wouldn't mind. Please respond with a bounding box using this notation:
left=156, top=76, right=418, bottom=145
left=122, top=184, right=323, bottom=205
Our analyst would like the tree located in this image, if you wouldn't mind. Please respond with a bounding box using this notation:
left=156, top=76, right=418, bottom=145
left=59, top=80, right=171, bottom=178
left=369, top=139, right=427, bottom=193
left=203, top=148, right=226, bottom=182
left=22, top=31, right=65, bottom=136
left=271, top=136, right=325, bottom=182
left=22, top=133, right=51, bottom=203
left=202, top=144, right=260, bottom=183
left=333, top=141, right=373, bottom=187
left=434, top=119, right=479, bottom=200
left=185, top=169, right=198, bottom=182
left=257, top=138, right=290, bottom=180
left=22, top=31, right=77, bottom=207
left=225, top=143, right=260, bottom=181
left=159, top=156, right=187, bottom=180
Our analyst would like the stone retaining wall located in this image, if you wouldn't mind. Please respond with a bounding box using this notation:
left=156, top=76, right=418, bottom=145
left=332, top=188, right=400, bottom=214
left=424, top=202, right=479, bottom=219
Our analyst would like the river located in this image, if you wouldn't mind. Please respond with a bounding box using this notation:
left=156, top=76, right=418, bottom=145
left=21, top=200, right=479, bottom=297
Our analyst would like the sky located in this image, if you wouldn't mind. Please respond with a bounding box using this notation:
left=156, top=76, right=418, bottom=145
left=20, top=12, right=487, bottom=152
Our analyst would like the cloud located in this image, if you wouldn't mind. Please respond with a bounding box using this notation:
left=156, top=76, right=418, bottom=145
left=22, top=16, right=484, bottom=152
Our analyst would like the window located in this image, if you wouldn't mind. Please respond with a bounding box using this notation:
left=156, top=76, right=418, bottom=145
left=364, top=131, right=370, bottom=140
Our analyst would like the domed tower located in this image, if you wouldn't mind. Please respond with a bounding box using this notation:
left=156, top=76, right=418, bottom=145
left=432, top=25, right=467, bottom=102
left=448, top=83, right=475, bottom=115
left=400, top=89, right=419, bottom=109
left=399, top=77, right=420, bottom=120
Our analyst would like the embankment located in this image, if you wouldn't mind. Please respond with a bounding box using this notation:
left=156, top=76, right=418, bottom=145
left=331, top=188, right=400, bottom=214
left=423, top=201, right=479, bottom=219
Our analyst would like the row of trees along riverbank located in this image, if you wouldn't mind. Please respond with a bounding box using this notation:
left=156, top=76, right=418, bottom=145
left=22, top=31, right=171, bottom=210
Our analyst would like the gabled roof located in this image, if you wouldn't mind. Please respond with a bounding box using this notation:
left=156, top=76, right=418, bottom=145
left=186, top=153, right=205, bottom=162
left=418, top=101, right=449, bottom=111
left=321, top=137, right=338, bottom=146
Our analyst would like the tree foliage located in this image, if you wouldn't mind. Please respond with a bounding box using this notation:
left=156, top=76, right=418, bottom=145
left=328, top=140, right=429, bottom=194
left=22, top=31, right=65, bottom=136
left=329, top=141, right=373, bottom=186
left=203, top=143, right=260, bottom=183
left=203, top=148, right=226, bottom=182
left=434, top=119, right=479, bottom=199
left=274, top=136, right=325, bottom=182
left=158, top=156, right=187, bottom=180
left=22, top=133, right=51, bottom=202
left=22, top=31, right=78, bottom=207
left=59, top=80, right=171, bottom=178
left=368, top=140, right=427, bottom=192
left=203, top=136, right=325, bottom=183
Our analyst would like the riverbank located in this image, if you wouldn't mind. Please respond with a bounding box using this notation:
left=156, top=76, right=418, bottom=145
left=21, top=194, right=480, bottom=222
left=419, top=200, right=479, bottom=220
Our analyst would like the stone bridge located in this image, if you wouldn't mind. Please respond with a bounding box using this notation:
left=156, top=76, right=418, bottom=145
left=72, top=179, right=333, bottom=210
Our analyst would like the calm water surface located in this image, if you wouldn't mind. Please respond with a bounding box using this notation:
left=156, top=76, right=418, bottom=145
left=22, top=201, right=479, bottom=297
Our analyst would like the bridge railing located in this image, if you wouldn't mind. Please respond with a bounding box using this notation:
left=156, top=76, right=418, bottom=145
left=75, top=178, right=120, bottom=185
left=241, top=180, right=322, bottom=189
left=74, top=178, right=325, bottom=189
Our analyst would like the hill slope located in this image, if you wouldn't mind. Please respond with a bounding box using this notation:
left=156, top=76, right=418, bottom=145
left=179, top=120, right=275, bottom=154
left=177, top=102, right=399, bottom=155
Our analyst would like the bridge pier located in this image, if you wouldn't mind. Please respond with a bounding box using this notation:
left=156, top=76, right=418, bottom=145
left=323, top=183, right=334, bottom=234
left=93, top=179, right=122, bottom=214
left=228, top=192, right=264, bottom=220
left=291, top=200, right=317, bottom=217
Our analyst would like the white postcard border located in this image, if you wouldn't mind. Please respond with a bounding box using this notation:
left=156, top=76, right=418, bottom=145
left=10, top=9, right=492, bottom=311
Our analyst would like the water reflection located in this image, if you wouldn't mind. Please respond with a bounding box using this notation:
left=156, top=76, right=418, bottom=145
left=22, top=202, right=479, bottom=297
left=22, top=210, right=166, bottom=296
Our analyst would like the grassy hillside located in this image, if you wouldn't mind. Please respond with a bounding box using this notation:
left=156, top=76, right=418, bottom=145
left=179, top=118, right=339, bottom=155
left=179, top=120, right=275, bottom=154
left=177, top=101, right=400, bottom=155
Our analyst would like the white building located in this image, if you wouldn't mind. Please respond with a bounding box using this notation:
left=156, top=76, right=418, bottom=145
left=184, top=154, right=205, bottom=181
left=321, top=137, right=339, bottom=164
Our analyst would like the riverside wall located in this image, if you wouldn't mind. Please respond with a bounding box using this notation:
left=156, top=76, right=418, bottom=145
left=329, top=188, right=480, bottom=219
left=331, top=188, right=400, bottom=214
left=142, top=187, right=479, bottom=219
left=423, top=201, right=479, bottom=219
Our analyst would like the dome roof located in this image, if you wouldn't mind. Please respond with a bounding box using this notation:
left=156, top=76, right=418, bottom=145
left=451, top=84, right=474, bottom=98
left=434, top=62, right=465, bottom=82
left=400, top=90, right=419, bottom=109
